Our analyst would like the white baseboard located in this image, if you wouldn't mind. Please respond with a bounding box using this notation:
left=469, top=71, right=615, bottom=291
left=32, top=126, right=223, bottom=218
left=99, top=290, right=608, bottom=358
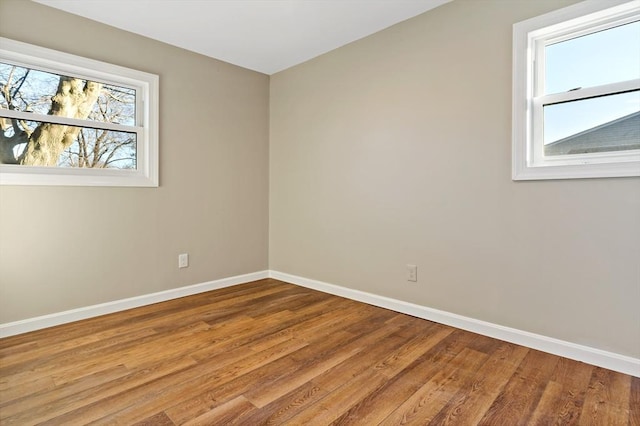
left=0, top=270, right=270, bottom=338
left=269, top=271, right=640, bottom=378
left=3, top=269, right=637, bottom=378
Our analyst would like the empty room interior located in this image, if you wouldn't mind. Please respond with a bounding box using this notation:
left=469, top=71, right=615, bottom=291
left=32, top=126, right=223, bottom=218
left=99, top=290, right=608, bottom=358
left=0, top=0, right=639, bottom=424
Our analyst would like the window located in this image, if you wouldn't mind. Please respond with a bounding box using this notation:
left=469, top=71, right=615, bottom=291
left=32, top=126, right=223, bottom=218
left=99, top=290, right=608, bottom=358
left=512, top=0, right=640, bottom=180
left=0, top=38, right=158, bottom=186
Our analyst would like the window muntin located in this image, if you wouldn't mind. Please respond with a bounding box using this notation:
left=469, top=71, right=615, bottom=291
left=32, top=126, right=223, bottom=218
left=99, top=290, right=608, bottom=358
left=512, top=0, right=640, bottom=180
left=543, top=91, right=640, bottom=149
left=0, top=38, right=158, bottom=186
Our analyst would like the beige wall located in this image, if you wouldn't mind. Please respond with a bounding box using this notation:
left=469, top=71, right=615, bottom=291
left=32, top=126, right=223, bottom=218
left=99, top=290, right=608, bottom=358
left=0, top=0, right=269, bottom=322
left=270, top=0, right=640, bottom=358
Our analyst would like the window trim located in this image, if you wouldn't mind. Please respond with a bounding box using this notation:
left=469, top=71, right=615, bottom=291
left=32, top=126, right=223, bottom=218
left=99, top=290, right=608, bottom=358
left=0, top=37, right=159, bottom=187
left=512, top=0, right=640, bottom=181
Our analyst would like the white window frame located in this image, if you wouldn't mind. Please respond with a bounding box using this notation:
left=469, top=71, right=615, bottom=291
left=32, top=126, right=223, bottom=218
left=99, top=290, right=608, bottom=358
left=512, top=0, right=640, bottom=180
left=0, top=38, right=159, bottom=187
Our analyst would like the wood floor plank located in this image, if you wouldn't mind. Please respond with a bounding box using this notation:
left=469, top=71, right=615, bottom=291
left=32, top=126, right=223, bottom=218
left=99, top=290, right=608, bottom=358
left=81, top=337, right=309, bottom=425
left=189, top=311, right=293, bottom=362
left=0, top=374, right=56, bottom=407
left=325, top=337, right=458, bottom=425
left=180, top=395, right=255, bottom=426
left=232, top=381, right=329, bottom=425
left=372, top=324, right=454, bottom=379
left=477, top=349, right=559, bottom=425
left=287, top=368, right=390, bottom=425
left=378, top=347, right=490, bottom=425
left=244, top=331, right=406, bottom=408
left=312, top=326, right=458, bottom=425
left=631, top=376, right=640, bottom=426
left=310, top=333, right=414, bottom=394
left=162, top=350, right=303, bottom=425
left=163, top=331, right=354, bottom=425
left=190, top=299, right=351, bottom=362
left=1, top=364, right=129, bottom=409
left=0, top=279, right=636, bottom=425
left=1, top=321, right=209, bottom=390
left=0, top=325, right=158, bottom=379
left=0, top=286, right=287, bottom=381
left=0, top=341, right=39, bottom=358
left=427, top=342, right=529, bottom=425
left=528, top=358, right=594, bottom=425
left=131, top=411, right=176, bottom=426
left=0, top=355, right=197, bottom=424
left=0, top=279, right=284, bottom=351
left=578, top=367, right=631, bottom=425
left=163, top=325, right=362, bottom=424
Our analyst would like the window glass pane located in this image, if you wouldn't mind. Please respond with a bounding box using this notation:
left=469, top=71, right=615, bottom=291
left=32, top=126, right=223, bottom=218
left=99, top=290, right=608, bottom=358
left=2, top=119, right=136, bottom=168
left=544, top=91, right=640, bottom=156
left=545, top=21, right=640, bottom=95
left=0, top=62, right=136, bottom=126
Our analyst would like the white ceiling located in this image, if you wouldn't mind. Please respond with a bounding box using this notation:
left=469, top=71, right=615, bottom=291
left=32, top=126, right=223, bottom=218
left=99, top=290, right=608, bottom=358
left=32, top=0, right=451, bottom=75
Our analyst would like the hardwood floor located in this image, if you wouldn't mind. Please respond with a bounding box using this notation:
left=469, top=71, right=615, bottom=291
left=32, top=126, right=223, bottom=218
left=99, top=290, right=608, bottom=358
left=0, top=279, right=637, bottom=425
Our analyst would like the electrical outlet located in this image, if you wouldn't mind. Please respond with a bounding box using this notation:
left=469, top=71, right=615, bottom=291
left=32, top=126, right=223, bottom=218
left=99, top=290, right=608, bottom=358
left=178, top=253, right=189, bottom=268
left=407, top=264, right=417, bottom=282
